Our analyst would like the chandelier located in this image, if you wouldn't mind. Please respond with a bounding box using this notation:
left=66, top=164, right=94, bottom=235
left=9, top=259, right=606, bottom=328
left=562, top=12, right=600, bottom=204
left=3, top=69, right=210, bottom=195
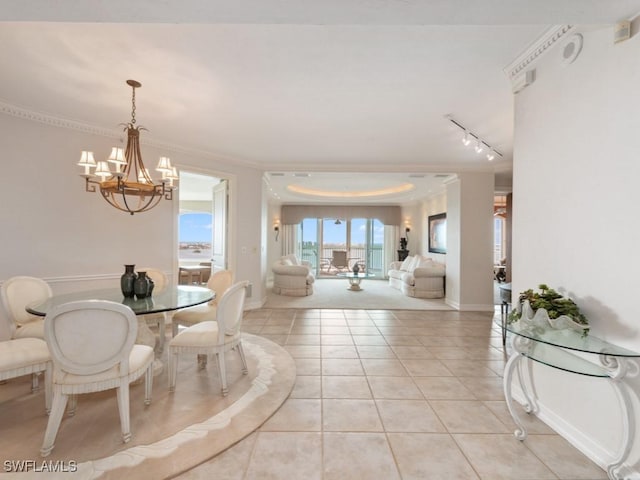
left=77, top=80, right=178, bottom=215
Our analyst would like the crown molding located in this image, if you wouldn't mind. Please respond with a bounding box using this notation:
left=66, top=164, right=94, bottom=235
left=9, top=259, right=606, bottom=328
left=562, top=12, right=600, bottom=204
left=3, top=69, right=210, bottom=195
left=0, top=100, right=262, bottom=169
left=0, top=101, right=122, bottom=139
left=503, top=25, right=575, bottom=80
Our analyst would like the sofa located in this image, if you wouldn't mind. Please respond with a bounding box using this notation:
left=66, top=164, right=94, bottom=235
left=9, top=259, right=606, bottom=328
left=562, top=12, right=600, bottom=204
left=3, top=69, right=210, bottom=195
left=272, top=254, right=315, bottom=296
left=387, top=254, right=445, bottom=298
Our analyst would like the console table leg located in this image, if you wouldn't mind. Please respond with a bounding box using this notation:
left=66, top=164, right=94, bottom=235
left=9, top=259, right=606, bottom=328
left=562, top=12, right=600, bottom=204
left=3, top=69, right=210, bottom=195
left=503, top=350, right=528, bottom=440
left=601, top=357, right=639, bottom=480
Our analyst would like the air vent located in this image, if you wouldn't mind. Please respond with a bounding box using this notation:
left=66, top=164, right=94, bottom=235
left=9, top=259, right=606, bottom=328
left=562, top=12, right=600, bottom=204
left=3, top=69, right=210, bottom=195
left=270, top=172, right=285, bottom=177
left=293, top=173, right=310, bottom=177
left=614, top=21, right=631, bottom=44
left=434, top=174, right=450, bottom=178
left=408, top=174, right=425, bottom=178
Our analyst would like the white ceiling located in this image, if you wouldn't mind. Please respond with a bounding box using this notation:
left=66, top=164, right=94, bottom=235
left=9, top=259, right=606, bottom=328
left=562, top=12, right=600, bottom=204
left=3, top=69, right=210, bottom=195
left=2, top=1, right=639, bottom=204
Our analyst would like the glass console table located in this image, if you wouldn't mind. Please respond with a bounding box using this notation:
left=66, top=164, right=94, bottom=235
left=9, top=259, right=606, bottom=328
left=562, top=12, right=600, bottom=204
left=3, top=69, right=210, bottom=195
left=503, top=320, right=640, bottom=480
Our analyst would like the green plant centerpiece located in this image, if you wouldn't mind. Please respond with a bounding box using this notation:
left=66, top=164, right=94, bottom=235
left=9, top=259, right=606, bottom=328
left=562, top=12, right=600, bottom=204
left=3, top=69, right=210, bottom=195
left=509, top=284, right=589, bottom=336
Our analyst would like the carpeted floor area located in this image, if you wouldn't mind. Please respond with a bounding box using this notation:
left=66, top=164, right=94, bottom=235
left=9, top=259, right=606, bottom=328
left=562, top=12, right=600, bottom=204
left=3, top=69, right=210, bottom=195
left=0, top=334, right=295, bottom=480
left=264, top=279, right=453, bottom=310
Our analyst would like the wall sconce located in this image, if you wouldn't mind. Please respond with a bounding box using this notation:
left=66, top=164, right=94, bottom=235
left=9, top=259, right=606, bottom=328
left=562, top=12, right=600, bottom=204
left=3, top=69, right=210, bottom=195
left=405, top=227, right=411, bottom=241
left=274, top=225, right=280, bottom=241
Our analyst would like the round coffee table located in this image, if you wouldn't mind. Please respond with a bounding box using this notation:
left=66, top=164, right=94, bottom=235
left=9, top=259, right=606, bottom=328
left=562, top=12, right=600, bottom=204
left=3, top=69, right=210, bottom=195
left=336, top=272, right=375, bottom=291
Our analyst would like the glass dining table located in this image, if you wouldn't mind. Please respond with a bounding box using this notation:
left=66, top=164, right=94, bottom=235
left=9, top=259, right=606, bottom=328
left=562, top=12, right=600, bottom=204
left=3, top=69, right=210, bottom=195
left=27, top=285, right=215, bottom=374
left=26, top=285, right=214, bottom=317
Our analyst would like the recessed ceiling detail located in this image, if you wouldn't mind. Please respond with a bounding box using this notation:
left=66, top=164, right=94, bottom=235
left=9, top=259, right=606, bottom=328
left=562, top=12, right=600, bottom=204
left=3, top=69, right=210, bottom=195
left=287, top=183, right=415, bottom=198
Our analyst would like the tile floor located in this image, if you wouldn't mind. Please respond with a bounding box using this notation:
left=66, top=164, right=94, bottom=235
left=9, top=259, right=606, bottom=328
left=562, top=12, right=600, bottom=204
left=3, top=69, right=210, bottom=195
left=176, top=308, right=607, bottom=480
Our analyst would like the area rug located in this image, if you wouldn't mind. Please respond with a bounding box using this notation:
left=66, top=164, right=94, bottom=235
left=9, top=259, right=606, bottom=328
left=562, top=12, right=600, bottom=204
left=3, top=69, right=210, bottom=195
left=264, top=278, right=453, bottom=310
left=0, top=334, right=295, bottom=480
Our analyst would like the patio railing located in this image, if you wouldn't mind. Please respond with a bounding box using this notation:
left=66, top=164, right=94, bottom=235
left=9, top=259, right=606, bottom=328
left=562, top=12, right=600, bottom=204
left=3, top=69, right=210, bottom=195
left=301, top=245, right=384, bottom=276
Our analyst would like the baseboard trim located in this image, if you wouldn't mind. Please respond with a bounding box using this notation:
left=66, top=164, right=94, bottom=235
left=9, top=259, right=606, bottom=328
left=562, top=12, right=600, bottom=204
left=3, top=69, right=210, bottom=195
left=511, top=385, right=637, bottom=477
left=444, top=299, right=494, bottom=312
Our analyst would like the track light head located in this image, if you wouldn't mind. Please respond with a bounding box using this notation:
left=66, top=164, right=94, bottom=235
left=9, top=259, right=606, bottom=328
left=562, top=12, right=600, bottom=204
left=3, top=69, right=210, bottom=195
left=448, top=116, right=502, bottom=162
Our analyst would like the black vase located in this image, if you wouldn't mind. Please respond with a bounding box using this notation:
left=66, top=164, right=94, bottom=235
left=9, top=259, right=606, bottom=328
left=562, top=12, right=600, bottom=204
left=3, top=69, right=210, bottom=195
left=134, top=271, right=150, bottom=299
left=353, top=263, right=360, bottom=274
left=121, top=264, right=137, bottom=298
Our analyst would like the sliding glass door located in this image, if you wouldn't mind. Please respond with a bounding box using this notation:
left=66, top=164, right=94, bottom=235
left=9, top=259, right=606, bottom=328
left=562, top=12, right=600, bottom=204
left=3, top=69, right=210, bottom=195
left=366, top=218, right=385, bottom=277
left=300, top=217, right=385, bottom=277
left=300, top=218, right=319, bottom=268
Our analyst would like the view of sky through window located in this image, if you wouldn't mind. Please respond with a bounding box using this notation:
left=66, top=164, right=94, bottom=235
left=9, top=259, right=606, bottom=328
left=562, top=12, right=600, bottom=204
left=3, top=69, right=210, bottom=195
left=179, top=213, right=212, bottom=242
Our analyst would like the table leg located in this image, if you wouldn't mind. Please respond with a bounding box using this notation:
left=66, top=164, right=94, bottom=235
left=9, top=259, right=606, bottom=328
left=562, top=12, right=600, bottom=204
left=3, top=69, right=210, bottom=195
left=503, top=334, right=539, bottom=440
left=136, top=319, right=163, bottom=376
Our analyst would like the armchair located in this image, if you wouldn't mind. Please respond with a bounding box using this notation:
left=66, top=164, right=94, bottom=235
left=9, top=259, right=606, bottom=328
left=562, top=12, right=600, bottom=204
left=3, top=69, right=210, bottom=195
left=272, top=254, right=314, bottom=296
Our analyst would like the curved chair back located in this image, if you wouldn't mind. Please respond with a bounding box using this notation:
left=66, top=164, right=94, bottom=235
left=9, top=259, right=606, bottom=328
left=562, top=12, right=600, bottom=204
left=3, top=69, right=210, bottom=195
left=207, top=270, right=234, bottom=305
left=139, top=268, right=169, bottom=292
left=0, top=276, right=52, bottom=336
left=216, top=281, right=249, bottom=338
left=44, top=300, right=138, bottom=376
left=331, top=250, right=348, bottom=270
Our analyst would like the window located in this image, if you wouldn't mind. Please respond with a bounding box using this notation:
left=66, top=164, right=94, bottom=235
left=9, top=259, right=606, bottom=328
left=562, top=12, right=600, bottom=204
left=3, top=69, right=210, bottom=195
left=178, top=212, right=213, bottom=262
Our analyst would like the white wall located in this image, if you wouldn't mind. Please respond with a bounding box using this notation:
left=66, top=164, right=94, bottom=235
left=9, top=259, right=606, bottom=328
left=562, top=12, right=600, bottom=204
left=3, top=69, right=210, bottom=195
left=512, top=25, right=640, bottom=473
left=265, top=200, right=282, bottom=283
left=0, top=112, right=266, bottom=315
left=400, top=203, right=421, bottom=256
left=445, top=173, right=494, bottom=311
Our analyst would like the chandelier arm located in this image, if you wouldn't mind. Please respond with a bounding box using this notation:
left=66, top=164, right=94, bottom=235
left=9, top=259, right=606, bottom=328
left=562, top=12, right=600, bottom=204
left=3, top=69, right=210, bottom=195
left=84, top=177, right=97, bottom=193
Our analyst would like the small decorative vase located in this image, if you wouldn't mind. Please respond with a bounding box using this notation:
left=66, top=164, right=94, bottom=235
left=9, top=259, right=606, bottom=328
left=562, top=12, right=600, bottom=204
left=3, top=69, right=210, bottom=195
left=121, top=265, right=137, bottom=298
left=352, top=263, right=360, bottom=274
left=134, top=271, right=150, bottom=299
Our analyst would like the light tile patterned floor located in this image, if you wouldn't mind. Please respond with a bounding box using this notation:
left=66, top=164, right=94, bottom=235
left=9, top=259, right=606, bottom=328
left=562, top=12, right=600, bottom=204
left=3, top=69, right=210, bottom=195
left=176, top=308, right=607, bottom=480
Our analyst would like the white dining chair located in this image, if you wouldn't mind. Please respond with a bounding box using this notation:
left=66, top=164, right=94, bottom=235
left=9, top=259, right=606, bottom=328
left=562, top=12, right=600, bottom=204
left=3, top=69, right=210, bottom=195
left=40, top=300, right=154, bottom=457
left=0, top=276, right=52, bottom=340
left=0, top=337, right=52, bottom=414
left=171, top=270, right=233, bottom=337
left=168, top=281, right=249, bottom=396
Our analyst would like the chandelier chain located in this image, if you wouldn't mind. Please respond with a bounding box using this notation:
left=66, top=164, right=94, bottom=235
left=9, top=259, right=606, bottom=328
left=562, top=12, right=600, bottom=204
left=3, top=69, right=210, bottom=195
left=130, top=84, right=137, bottom=125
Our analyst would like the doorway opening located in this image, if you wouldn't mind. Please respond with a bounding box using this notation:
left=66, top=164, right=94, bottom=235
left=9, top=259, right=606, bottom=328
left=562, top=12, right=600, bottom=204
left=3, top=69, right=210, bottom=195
left=178, top=171, right=228, bottom=284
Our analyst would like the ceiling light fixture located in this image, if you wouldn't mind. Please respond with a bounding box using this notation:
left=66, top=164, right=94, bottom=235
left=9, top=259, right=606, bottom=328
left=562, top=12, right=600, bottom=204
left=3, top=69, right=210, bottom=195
left=78, top=80, right=178, bottom=215
left=446, top=115, right=503, bottom=162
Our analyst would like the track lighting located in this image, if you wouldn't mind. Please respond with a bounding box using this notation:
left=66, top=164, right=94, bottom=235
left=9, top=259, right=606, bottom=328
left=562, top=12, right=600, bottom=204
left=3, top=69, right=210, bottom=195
left=446, top=115, right=503, bottom=162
